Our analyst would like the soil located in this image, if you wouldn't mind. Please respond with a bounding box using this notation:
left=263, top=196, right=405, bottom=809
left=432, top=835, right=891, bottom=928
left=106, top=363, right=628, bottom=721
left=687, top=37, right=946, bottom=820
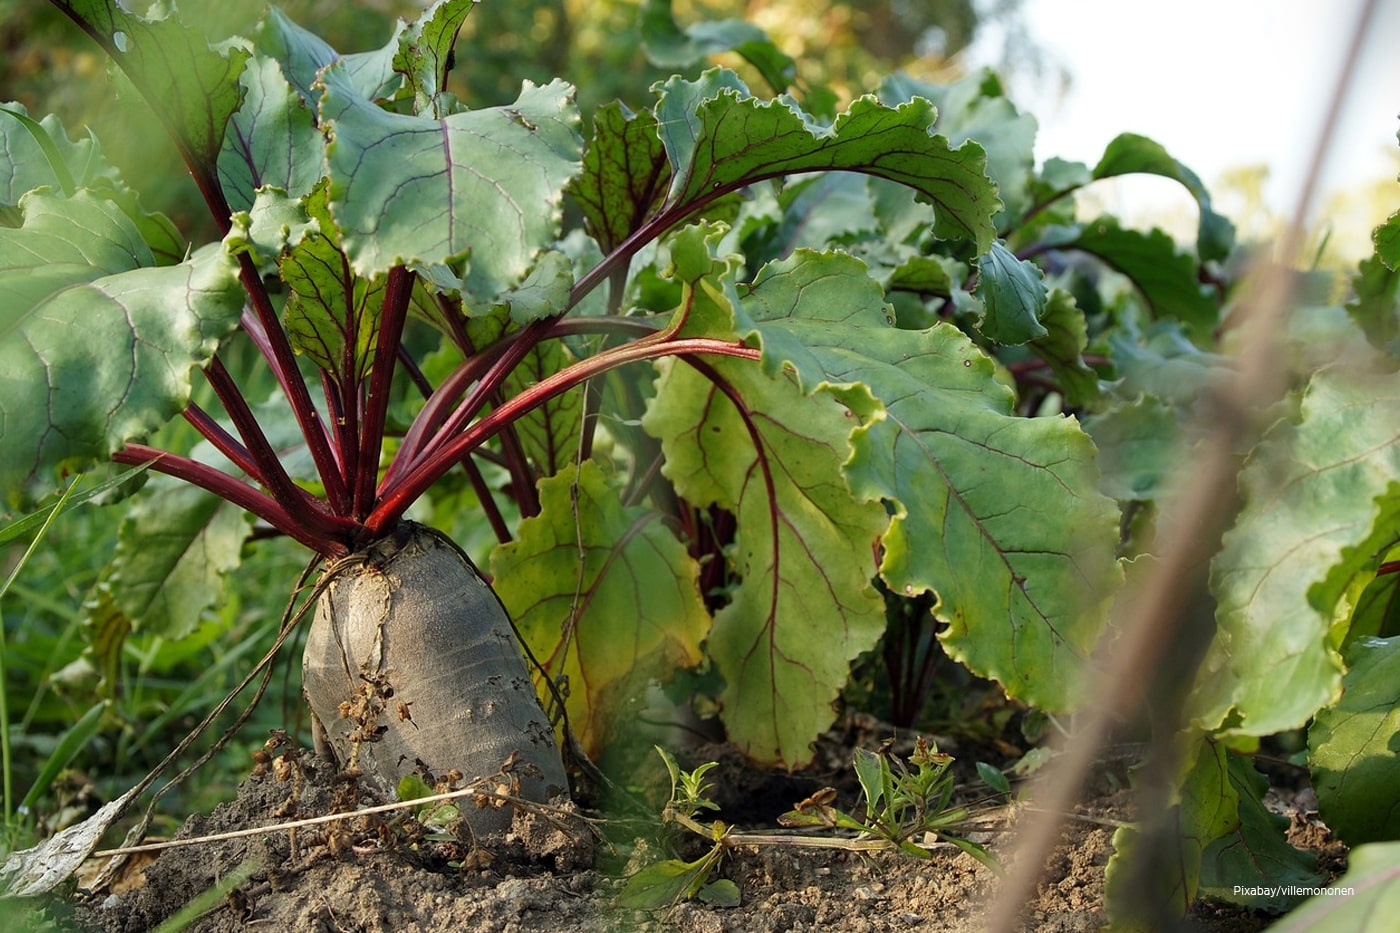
left=63, top=715, right=1346, bottom=933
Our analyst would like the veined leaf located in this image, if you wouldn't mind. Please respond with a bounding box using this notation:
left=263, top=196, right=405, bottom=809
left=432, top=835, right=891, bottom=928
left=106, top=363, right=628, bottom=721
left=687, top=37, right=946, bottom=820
left=280, top=184, right=383, bottom=383
left=736, top=248, right=1121, bottom=711
left=972, top=240, right=1048, bottom=345
left=96, top=478, right=252, bottom=640
left=490, top=462, right=709, bottom=756
left=1309, top=636, right=1400, bottom=845
left=641, top=233, right=888, bottom=764
left=51, top=0, right=249, bottom=172
left=502, top=339, right=583, bottom=477
left=321, top=72, right=581, bottom=296
left=0, top=191, right=243, bottom=504
left=217, top=54, right=325, bottom=212
left=878, top=69, right=1038, bottom=221
left=645, top=356, right=887, bottom=766
left=653, top=69, right=999, bottom=254
left=1193, top=367, right=1400, bottom=736
left=1263, top=841, right=1400, bottom=932
left=1198, top=753, right=1322, bottom=908
left=572, top=102, right=670, bottom=256
left=392, top=0, right=479, bottom=118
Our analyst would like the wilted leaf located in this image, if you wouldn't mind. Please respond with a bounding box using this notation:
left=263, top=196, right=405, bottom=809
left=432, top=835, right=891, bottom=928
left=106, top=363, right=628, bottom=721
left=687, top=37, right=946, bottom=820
left=491, top=462, right=709, bottom=755
left=0, top=787, right=140, bottom=897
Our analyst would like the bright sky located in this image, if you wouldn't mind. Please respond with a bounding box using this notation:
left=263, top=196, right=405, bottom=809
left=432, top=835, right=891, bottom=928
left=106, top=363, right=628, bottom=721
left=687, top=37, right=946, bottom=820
left=965, top=0, right=1400, bottom=237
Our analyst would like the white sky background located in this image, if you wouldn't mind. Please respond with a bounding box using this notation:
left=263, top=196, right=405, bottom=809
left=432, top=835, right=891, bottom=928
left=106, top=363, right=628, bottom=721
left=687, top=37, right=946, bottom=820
left=962, top=0, right=1400, bottom=241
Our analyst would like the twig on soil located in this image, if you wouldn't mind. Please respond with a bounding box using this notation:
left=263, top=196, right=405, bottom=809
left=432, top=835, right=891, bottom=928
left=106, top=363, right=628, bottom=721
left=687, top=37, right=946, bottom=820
left=87, top=783, right=582, bottom=859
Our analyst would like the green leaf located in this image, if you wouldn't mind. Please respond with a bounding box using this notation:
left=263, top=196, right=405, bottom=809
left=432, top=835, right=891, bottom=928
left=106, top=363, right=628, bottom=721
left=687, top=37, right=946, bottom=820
left=501, top=339, right=583, bottom=477
left=18, top=702, right=105, bottom=814
left=1106, top=319, right=1232, bottom=411
left=697, top=878, right=740, bottom=907
left=1199, top=753, right=1322, bottom=908
left=654, top=70, right=999, bottom=253
left=1262, top=841, right=1400, bottom=932
left=1193, top=367, right=1400, bottom=736
left=639, top=0, right=796, bottom=94
left=0, top=191, right=244, bottom=504
left=975, top=761, right=1011, bottom=795
left=972, top=240, right=1047, bottom=345
left=878, top=70, right=1038, bottom=221
left=854, top=747, right=887, bottom=815
left=735, top=248, right=1121, bottom=711
left=255, top=7, right=402, bottom=108
left=490, top=462, right=709, bottom=756
left=51, top=0, right=249, bottom=172
left=1348, top=252, right=1400, bottom=359
left=641, top=241, right=888, bottom=766
left=392, top=0, right=479, bottom=117
left=0, top=105, right=83, bottom=199
left=572, top=102, right=669, bottom=256
left=1054, top=218, right=1219, bottom=341
left=95, top=478, right=252, bottom=640
left=618, top=856, right=715, bottom=909
left=321, top=72, right=581, bottom=296
left=216, top=54, right=325, bottom=213
left=1084, top=398, right=1181, bottom=502
left=0, top=463, right=152, bottom=548
left=1027, top=287, right=1101, bottom=407
left=1106, top=739, right=1239, bottom=929
left=280, top=185, right=383, bottom=383
left=1092, top=132, right=1235, bottom=262
left=1374, top=210, right=1400, bottom=271
left=1309, top=636, right=1400, bottom=845
left=645, top=357, right=888, bottom=766
left=494, top=249, right=575, bottom=324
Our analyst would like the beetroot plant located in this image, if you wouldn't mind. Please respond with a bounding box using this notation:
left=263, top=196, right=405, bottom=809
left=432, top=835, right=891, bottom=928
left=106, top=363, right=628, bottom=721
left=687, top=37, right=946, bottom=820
left=13, top=1, right=1400, bottom=926
left=0, top=0, right=1179, bottom=882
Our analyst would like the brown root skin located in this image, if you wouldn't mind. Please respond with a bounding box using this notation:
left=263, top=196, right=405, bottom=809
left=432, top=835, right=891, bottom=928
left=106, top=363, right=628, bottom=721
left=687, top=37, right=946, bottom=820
left=302, top=522, right=568, bottom=835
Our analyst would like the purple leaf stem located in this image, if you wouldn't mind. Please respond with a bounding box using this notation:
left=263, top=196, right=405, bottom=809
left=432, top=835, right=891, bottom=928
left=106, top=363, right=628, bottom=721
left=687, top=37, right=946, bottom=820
left=112, top=445, right=354, bottom=557
left=367, top=336, right=760, bottom=536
